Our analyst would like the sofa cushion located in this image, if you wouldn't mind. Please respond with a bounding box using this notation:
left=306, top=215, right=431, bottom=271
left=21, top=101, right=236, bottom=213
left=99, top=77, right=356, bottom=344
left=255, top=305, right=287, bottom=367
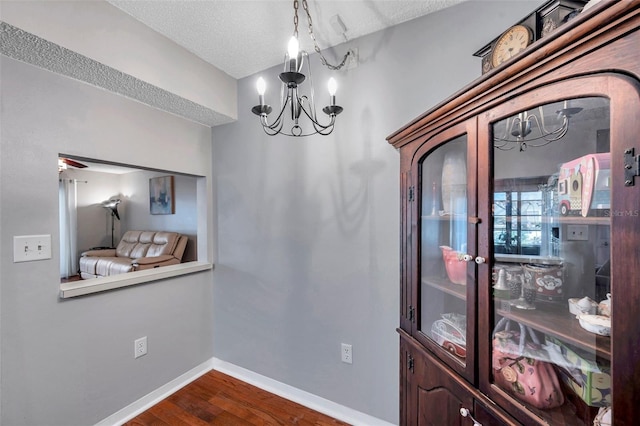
left=116, top=231, right=144, bottom=257
left=129, top=241, right=150, bottom=258
left=79, top=256, right=100, bottom=275
left=96, top=258, right=134, bottom=276
left=147, top=232, right=179, bottom=257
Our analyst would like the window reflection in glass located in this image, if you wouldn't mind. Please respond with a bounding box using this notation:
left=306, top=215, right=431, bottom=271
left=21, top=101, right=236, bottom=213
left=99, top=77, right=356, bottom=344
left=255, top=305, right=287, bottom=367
left=490, top=97, right=611, bottom=424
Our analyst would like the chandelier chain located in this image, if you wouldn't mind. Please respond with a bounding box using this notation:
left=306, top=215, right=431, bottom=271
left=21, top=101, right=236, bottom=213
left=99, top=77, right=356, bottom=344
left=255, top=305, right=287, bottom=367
left=300, top=0, right=350, bottom=70
left=293, top=0, right=299, bottom=38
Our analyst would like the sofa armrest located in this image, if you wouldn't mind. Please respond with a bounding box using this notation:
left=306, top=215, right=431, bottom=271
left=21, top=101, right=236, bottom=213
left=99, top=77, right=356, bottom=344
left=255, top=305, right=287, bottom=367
left=81, top=249, right=117, bottom=257
left=133, top=255, right=175, bottom=265
left=132, top=255, right=179, bottom=270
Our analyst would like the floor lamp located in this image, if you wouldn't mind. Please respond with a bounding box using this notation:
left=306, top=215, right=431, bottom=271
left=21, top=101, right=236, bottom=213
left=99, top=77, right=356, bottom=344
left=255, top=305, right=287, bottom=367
left=102, top=199, right=121, bottom=248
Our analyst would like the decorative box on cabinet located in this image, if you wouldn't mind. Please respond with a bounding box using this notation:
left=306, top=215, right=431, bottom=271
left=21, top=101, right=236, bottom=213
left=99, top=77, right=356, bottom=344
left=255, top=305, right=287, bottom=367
left=389, top=2, right=640, bottom=425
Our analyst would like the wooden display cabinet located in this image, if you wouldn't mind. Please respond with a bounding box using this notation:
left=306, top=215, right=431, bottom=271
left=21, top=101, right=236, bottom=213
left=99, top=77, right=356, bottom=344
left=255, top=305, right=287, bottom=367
left=388, top=2, right=640, bottom=425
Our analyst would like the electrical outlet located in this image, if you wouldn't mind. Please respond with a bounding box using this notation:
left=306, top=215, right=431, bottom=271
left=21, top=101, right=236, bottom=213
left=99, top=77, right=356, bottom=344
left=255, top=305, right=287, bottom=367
left=134, top=336, right=147, bottom=358
left=341, top=343, right=352, bottom=364
left=567, top=224, right=589, bottom=241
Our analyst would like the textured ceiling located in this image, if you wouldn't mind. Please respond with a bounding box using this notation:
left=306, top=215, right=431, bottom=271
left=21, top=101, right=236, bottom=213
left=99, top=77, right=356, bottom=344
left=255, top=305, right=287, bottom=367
left=1, top=1, right=467, bottom=128
left=0, top=22, right=232, bottom=126
left=107, top=0, right=467, bottom=79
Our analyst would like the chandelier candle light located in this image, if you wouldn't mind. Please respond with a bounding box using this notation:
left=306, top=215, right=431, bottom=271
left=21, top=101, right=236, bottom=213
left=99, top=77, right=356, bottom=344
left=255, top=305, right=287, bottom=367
left=251, top=0, right=349, bottom=137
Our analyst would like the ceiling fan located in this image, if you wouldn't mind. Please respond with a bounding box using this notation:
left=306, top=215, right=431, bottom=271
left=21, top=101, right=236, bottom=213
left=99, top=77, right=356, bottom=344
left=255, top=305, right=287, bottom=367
left=58, top=157, right=88, bottom=172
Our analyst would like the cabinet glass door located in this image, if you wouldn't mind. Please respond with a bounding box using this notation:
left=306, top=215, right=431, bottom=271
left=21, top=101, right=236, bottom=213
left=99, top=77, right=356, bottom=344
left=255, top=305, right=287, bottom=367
left=490, top=97, right=611, bottom=424
left=419, top=133, right=473, bottom=374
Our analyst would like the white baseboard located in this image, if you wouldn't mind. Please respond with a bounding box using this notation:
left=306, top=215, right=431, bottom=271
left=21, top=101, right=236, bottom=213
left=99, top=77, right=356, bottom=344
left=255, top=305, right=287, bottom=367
left=95, top=358, right=214, bottom=426
left=211, top=358, right=396, bottom=426
left=95, top=357, right=396, bottom=426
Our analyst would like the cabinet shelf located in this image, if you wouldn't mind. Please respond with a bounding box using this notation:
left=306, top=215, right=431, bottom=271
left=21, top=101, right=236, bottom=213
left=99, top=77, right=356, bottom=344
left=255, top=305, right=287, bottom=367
left=557, top=216, right=610, bottom=226
left=497, top=302, right=610, bottom=360
left=423, top=276, right=467, bottom=300
left=495, top=253, right=564, bottom=265
left=421, top=214, right=468, bottom=223
left=427, top=215, right=610, bottom=226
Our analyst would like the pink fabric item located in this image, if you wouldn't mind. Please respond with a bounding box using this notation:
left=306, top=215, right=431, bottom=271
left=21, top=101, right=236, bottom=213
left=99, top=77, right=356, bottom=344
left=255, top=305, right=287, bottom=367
left=492, top=329, right=565, bottom=409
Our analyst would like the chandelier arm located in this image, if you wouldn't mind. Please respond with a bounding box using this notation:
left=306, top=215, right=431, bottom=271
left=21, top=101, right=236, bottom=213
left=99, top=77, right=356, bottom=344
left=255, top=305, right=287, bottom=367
left=520, top=119, right=568, bottom=145
left=261, top=112, right=326, bottom=137
left=260, top=114, right=285, bottom=135
left=311, top=116, right=336, bottom=135
left=497, top=117, right=512, bottom=141
left=262, top=120, right=285, bottom=136
left=296, top=98, right=335, bottom=131
left=527, top=111, right=568, bottom=140
left=291, top=87, right=301, bottom=121
left=314, top=120, right=336, bottom=135
left=312, top=116, right=337, bottom=135
left=525, top=130, right=569, bottom=147
left=264, top=122, right=331, bottom=137
left=493, top=103, right=575, bottom=149
left=537, top=106, right=548, bottom=133
left=493, top=138, right=514, bottom=148
left=302, top=51, right=319, bottom=122
left=546, top=114, right=569, bottom=137
left=261, top=95, right=292, bottom=132
left=496, top=130, right=568, bottom=146
left=537, top=105, right=568, bottom=135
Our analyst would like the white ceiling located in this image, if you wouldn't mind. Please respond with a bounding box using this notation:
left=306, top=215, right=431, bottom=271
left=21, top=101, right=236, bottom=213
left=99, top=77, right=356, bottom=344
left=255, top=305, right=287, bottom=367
left=107, top=0, right=467, bottom=79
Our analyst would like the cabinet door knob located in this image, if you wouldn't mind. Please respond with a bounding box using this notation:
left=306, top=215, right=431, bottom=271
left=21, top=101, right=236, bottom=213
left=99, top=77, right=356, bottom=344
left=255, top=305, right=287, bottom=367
left=462, top=254, right=474, bottom=262
left=460, top=407, right=482, bottom=426
left=474, top=256, right=486, bottom=264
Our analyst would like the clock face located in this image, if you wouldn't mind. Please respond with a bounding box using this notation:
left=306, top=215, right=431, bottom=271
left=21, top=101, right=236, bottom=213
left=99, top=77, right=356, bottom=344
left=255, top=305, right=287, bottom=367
left=491, top=25, right=532, bottom=68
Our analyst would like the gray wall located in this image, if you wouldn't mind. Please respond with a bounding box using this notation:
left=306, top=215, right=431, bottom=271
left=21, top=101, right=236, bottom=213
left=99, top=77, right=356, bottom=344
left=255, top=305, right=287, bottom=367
left=0, top=1, right=545, bottom=425
left=0, top=56, right=214, bottom=425
left=212, top=1, right=541, bottom=423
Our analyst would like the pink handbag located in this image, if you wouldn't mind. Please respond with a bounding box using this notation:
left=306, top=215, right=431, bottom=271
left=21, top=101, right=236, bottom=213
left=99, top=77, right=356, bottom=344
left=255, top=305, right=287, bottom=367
left=492, top=318, right=565, bottom=409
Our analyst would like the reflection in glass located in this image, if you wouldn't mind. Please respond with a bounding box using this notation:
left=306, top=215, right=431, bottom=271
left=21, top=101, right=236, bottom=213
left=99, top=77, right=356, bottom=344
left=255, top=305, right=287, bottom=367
left=491, top=97, right=612, bottom=424
left=420, top=135, right=468, bottom=363
left=493, top=100, right=583, bottom=152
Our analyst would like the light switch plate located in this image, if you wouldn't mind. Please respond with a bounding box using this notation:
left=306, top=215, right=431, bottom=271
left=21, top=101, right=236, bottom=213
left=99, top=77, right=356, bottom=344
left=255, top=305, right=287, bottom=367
left=13, top=235, right=52, bottom=262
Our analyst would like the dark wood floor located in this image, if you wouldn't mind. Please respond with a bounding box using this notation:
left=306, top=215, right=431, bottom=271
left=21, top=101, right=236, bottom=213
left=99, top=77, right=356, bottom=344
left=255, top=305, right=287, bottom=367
left=123, top=370, right=351, bottom=425
left=60, top=274, right=81, bottom=283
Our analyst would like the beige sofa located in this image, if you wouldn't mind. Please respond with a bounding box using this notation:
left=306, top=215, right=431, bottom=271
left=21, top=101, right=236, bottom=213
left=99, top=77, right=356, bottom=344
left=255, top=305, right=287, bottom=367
left=79, top=231, right=188, bottom=279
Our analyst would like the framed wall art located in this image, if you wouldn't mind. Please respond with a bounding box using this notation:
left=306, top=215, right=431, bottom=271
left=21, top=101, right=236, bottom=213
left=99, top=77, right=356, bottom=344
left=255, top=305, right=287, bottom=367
left=149, top=175, right=175, bottom=215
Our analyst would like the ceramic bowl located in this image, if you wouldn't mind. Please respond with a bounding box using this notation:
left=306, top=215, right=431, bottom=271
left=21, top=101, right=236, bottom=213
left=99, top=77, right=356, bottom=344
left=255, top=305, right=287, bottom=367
left=577, top=314, right=611, bottom=336
left=440, top=246, right=466, bottom=285
left=568, top=297, right=597, bottom=316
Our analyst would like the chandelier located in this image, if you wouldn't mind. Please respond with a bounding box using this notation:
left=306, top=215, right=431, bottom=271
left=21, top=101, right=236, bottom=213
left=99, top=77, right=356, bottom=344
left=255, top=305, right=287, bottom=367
left=251, top=0, right=350, bottom=137
left=494, top=101, right=582, bottom=152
